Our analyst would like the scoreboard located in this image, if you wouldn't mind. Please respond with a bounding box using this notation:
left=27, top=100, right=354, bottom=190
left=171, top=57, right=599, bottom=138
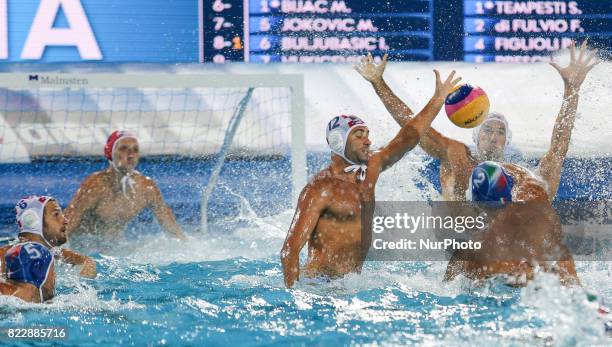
left=463, top=1, right=612, bottom=62
left=203, top=0, right=434, bottom=63
left=0, top=0, right=609, bottom=63
left=202, top=0, right=611, bottom=63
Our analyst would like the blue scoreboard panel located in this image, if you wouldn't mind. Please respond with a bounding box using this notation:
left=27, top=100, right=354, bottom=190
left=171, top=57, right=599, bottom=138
left=0, top=0, right=608, bottom=63
left=202, top=0, right=610, bottom=63
left=202, top=0, right=434, bottom=63
left=463, top=1, right=612, bottom=63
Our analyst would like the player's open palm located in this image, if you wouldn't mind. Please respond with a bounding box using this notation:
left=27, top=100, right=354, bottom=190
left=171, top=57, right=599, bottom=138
left=354, top=53, right=388, bottom=83
left=434, top=70, right=462, bottom=98
left=550, top=40, right=598, bottom=91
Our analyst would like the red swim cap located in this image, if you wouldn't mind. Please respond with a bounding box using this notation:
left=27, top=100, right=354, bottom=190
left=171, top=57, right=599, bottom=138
left=104, top=130, right=138, bottom=161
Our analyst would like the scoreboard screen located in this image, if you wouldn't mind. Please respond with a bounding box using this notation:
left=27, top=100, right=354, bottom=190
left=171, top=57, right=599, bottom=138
left=203, top=0, right=434, bottom=63
left=0, top=0, right=609, bottom=63
left=202, top=0, right=611, bottom=63
left=463, top=1, right=612, bottom=62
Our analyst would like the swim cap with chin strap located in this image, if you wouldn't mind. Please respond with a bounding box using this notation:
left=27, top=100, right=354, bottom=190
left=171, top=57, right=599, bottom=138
left=468, top=161, right=514, bottom=204
left=326, top=115, right=368, bottom=181
left=104, top=130, right=138, bottom=198
left=15, top=196, right=56, bottom=247
left=472, top=112, right=512, bottom=148
left=4, top=241, right=54, bottom=301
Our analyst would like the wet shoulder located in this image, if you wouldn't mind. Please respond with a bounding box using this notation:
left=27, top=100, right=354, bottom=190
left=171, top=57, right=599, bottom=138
left=132, top=173, right=162, bottom=201
left=134, top=172, right=157, bottom=187
left=80, top=170, right=109, bottom=191
left=307, top=173, right=331, bottom=191
left=516, top=181, right=549, bottom=202
left=301, top=169, right=339, bottom=197
left=503, top=163, right=550, bottom=201
left=502, top=163, right=539, bottom=182
left=85, top=170, right=106, bottom=181
left=311, top=167, right=334, bottom=183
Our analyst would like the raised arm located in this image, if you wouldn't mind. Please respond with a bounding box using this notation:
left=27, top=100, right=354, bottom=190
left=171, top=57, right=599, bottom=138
left=355, top=54, right=462, bottom=161
left=60, top=248, right=97, bottom=278
left=373, top=70, right=462, bottom=171
left=148, top=180, right=187, bottom=240
left=281, top=184, right=327, bottom=288
left=538, top=41, right=598, bottom=200
left=354, top=54, right=415, bottom=123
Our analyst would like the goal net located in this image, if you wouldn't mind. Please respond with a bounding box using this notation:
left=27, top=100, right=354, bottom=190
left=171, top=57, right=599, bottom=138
left=0, top=73, right=306, bottom=208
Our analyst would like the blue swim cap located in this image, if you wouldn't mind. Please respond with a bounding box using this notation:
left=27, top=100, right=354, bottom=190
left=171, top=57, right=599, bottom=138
left=4, top=242, right=54, bottom=289
left=470, top=161, right=513, bottom=204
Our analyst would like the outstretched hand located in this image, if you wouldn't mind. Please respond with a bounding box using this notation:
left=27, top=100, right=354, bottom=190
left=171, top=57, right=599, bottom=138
left=434, top=70, right=462, bottom=99
left=79, top=259, right=97, bottom=278
left=354, top=53, right=388, bottom=83
left=550, top=40, right=598, bottom=91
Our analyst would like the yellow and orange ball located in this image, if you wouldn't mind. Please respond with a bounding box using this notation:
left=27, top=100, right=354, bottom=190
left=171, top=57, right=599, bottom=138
left=444, top=84, right=490, bottom=128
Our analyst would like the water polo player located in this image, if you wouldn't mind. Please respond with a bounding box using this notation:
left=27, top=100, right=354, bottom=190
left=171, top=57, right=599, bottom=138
left=64, top=130, right=186, bottom=242
left=443, top=161, right=580, bottom=286
left=355, top=41, right=599, bottom=202
left=281, top=70, right=462, bottom=288
left=0, top=196, right=96, bottom=278
left=0, top=242, right=55, bottom=303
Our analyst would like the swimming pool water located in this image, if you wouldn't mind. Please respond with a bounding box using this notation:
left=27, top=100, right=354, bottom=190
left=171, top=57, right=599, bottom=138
left=0, top=207, right=610, bottom=346
left=0, top=154, right=610, bottom=346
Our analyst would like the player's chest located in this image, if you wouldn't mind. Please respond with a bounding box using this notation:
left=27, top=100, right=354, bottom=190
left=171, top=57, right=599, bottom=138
left=326, top=183, right=372, bottom=215
left=94, top=195, right=148, bottom=220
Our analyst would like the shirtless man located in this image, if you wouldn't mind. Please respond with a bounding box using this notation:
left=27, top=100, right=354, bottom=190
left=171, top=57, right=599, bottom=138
left=0, top=195, right=96, bottom=279
left=281, top=70, right=462, bottom=288
left=443, top=161, right=580, bottom=286
left=0, top=241, right=56, bottom=303
left=355, top=41, right=598, bottom=202
left=64, top=130, right=186, bottom=240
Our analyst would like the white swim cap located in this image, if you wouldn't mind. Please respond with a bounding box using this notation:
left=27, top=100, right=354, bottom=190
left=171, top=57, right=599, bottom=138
left=15, top=196, right=55, bottom=242
left=325, top=115, right=368, bottom=164
left=472, top=112, right=512, bottom=147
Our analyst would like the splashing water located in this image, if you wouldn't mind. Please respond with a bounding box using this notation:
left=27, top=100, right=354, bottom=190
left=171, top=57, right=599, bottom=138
left=0, top=154, right=610, bottom=346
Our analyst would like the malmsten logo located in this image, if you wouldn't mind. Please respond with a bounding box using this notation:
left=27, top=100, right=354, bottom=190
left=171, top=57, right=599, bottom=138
left=26, top=74, right=88, bottom=86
